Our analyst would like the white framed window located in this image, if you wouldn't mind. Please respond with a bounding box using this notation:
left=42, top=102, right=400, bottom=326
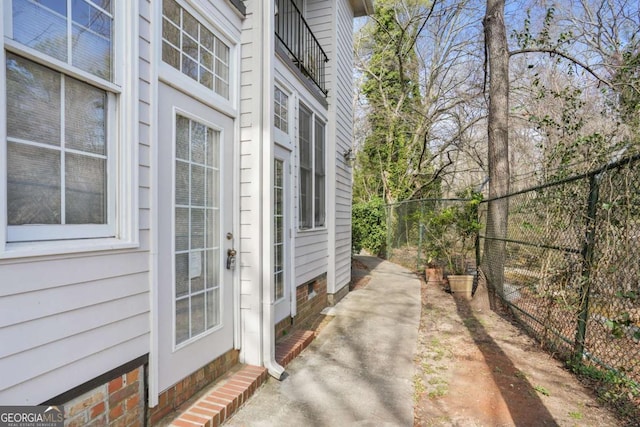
left=162, top=0, right=230, bottom=99
left=173, top=114, right=221, bottom=345
left=1, top=0, right=138, bottom=251
left=298, top=103, right=325, bottom=230
left=273, top=158, right=285, bottom=301
left=274, top=86, right=289, bottom=133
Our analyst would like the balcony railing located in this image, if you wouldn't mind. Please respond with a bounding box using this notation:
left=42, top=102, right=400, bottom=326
left=275, top=0, right=328, bottom=95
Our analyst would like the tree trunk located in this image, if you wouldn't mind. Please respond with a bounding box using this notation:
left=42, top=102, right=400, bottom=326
left=476, top=0, right=510, bottom=312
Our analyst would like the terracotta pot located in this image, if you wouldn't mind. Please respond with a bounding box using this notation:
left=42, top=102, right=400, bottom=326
left=425, top=267, right=444, bottom=285
left=447, top=275, right=474, bottom=299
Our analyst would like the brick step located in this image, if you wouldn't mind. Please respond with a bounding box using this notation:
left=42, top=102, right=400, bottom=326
left=164, top=330, right=316, bottom=426
left=168, top=365, right=267, bottom=427
left=275, top=329, right=315, bottom=367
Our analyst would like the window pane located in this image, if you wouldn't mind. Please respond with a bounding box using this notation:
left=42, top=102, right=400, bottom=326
left=7, top=143, right=61, bottom=225
left=205, top=209, right=218, bottom=248
left=175, top=297, right=189, bottom=344
left=162, top=0, right=180, bottom=25
left=72, top=23, right=112, bottom=80
left=274, top=87, right=288, bottom=132
left=181, top=54, right=198, bottom=80
left=65, top=153, right=107, bottom=224
left=6, top=54, right=61, bottom=146
left=200, top=68, right=213, bottom=90
left=315, top=175, right=325, bottom=227
left=176, top=116, right=190, bottom=160
left=191, top=208, right=205, bottom=249
left=191, top=293, right=205, bottom=336
left=175, top=253, right=189, bottom=297
left=163, top=18, right=180, bottom=47
left=206, top=129, right=218, bottom=167
left=190, top=252, right=205, bottom=292
left=205, top=249, right=219, bottom=287
left=191, top=165, right=205, bottom=206
left=183, top=10, right=199, bottom=39
left=175, top=207, right=189, bottom=251
left=72, top=0, right=112, bottom=38
left=162, top=42, right=180, bottom=69
left=191, top=122, right=206, bottom=164
left=206, top=288, right=220, bottom=329
left=206, top=169, right=218, bottom=208
left=66, top=78, right=107, bottom=155
left=12, top=0, right=68, bottom=62
left=182, top=34, right=198, bottom=61
left=201, top=28, right=214, bottom=51
left=315, top=119, right=325, bottom=227
left=299, top=106, right=312, bottom=228
left=175, top=160, right=190, bottom=205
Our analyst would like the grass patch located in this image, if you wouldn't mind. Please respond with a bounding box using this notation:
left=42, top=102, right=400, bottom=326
left=428, top=385, right=448, bottom=399
left=413, top=374, right=426, bottom=403
left=534, top=385, right=550, bottom=396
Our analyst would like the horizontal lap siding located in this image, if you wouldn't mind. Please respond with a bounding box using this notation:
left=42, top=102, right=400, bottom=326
left=334, top=0, right=355, bottom=289
left=292, top=1, right=333, bottom=288
left=295, top=231, right=329, bottom=285
left=0, top=3, right=151, bottom=405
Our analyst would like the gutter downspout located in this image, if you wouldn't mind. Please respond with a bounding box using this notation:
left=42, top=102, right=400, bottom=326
left=260, top=0, right=285, bottom=380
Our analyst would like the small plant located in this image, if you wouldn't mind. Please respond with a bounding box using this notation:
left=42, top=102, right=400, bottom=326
left=428, top=384, right=448, bottom=399
left=421, top=189, right=482, bottom=275
left=413, top=374, right=426, bottom=402
left=568, top=410, right=583, bottom=420
left=534, top=385, right=551, bottom=396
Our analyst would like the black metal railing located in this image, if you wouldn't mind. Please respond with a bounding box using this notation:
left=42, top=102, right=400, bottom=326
left=275, top=0, right=328, bottom=95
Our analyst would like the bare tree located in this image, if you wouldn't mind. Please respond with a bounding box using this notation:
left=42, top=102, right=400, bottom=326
left=475, top=0, right=510, bottom=310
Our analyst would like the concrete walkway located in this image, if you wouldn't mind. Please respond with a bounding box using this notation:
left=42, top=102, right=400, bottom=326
left=226, top=256, right=421, bottom=426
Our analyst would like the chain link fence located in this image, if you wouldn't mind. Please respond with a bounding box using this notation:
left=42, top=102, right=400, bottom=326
left=384, top=155, right=640, bottom=420
left=480, top=155, right=640, bottom=419
left=385, top=198, right=476, bottom=272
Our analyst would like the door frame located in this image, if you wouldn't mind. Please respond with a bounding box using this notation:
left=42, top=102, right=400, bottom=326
left=155, top=81, right=239, bottom=394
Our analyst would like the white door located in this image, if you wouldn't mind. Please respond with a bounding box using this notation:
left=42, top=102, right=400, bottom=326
left=157, top=82, right=235, bottom=391
left=274, top=146, right=292, bottom=323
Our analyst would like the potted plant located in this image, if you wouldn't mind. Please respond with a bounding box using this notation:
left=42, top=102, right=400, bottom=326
left=441, top=190, right=483, bottom=299
left=425, top=257, right=445, bottom=285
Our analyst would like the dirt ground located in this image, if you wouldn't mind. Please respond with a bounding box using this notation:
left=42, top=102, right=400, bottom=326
left=351, top=259, right=625, bottom=427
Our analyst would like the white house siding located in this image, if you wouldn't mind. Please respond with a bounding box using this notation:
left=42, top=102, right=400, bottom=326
left=332, top=0, right=356, bottom=292
left=305, top=0, right=354, bottom=294
left=291, top=1, right=331, bottom=287
left=239, top=0, right=267, bottom=366
left=0, top=2, right=151, bottom=405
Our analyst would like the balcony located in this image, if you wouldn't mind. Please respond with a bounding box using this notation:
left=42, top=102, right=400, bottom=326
left=275, top=0, right=329, bottom=96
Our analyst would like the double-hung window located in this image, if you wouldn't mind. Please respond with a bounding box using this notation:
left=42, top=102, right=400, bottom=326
left=298, top=104, right=325, bottom=230
left=2, top=0, right=135, bottom=247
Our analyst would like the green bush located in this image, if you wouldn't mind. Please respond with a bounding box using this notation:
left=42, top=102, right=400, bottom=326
left=352, top=197, right=387, bottom=256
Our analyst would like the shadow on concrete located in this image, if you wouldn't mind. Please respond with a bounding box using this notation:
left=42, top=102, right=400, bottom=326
left=453, top=296, right=560, bottom=426
left=227, top=255, right=420, bottom=426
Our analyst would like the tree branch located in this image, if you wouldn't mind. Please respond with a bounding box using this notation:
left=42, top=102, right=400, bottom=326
left=509, top=47, right=612, bottom=88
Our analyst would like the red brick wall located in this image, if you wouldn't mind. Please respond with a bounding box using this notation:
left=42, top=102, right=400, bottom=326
left=273, top=274, right=328, bottom=341
left=63, top=365, right=144, bottom=427
left=147, top=349, right=239, bottom=425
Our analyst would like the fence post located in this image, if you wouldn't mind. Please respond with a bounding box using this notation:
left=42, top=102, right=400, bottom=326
left=417, top=201, right=424, bottom=271
left=574, top=173, right=600, bottom=363
left=385, top=204, right=392, bottom=260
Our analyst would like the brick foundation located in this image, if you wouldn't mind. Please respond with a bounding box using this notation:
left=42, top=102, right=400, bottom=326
left=328, top=283, right=349, bottom=306
left=147, top=349, right=239, bottom=425
left=273, top=274, right=328, bottom=342
left=63, top=365, right=145, bottom=427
